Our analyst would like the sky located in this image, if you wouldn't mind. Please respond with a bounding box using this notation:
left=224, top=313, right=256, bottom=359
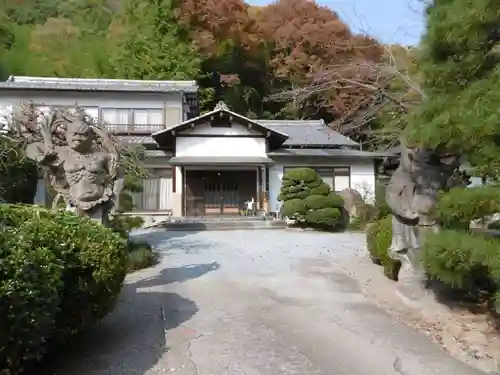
left=247, top=0, right=426, bottom=46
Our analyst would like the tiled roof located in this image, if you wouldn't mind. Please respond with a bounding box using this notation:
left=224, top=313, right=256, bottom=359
left=256, top=120, right=358, bottom=147
left=267, top=148, right=392, bottom=158
left=0, top=76, right=198, bottom=93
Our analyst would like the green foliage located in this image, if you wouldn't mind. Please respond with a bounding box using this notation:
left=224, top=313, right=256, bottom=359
left=280, top=198, right=307, bottom=219
left=304, top=193, right=344, bottom=210
left=107, top=0, right=201, bottom=80
left=434, top=186, right=500, bottom=230
left=366, top=216, right=401, bottom=280
left=127, top=241, right=157, bottom=272
left=422, top=229, right=500, bottom=306
left=109, top=215, right=145, bottom=239
left=0, top=204, right=127, bottom=373
left=279, top=168, right=345, bottom=230
left=0, top=225, right=62, bottom=373
left=374, top=181, right=391, bottom=220
left=407, top=0, right=500, bottom=177
left=305, top=207, right=342, bottom=230
left=0, top=136, right=38, bottom=204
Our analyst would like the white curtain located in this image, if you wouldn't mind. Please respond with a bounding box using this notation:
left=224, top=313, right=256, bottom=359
left=101, top=109, right=118, bottom=131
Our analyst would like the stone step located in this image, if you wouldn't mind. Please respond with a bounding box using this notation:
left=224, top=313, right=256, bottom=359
left=151, top=219, right=286, bottom=231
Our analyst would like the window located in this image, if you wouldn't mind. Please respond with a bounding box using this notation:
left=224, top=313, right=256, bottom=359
left=101, top=108, right=131, bottom=131
left=283, top=166, right=351, bottom=192
left=133, top=109, right=164, bottom=132
left=131, top=168, right=172, bottom=211
left=101, top=108, right=165, bottom=132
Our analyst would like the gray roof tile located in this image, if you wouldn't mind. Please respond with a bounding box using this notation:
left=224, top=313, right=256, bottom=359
left=256, top=120, right=358, bottom=146
left=0, top=76, right=198, bottom=93
left=267, top=148, right=391, bottom=158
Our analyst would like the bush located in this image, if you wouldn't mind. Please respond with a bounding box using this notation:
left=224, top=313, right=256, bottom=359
left=109, top=215, right=145, bottom=239
left=0, top=204, right=127, bottom=374
left=305, top=207, right=342, bottom=229
left=0, top=136, right=38, bottom=204
left=366, top=216, right=401, bottom=280
left=279, top=168, right=345, bottom=230
left=0, top=227, right=62, bottom=373
left=434, top=186, right=500, bottom=230
left=422, top=230, right=500, bottom=304
left=304, top=193, right=344, bottom=210
left=127, top=241, right=158, bottom=272
left=374, top=181, right=391, bottom=220
left=280, top=198, right=307, bottom=219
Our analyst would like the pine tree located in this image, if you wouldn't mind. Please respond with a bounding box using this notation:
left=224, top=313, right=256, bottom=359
left=407, top=0, right=500, bottom=176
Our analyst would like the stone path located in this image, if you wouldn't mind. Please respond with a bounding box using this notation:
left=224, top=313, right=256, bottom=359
left=40, top=230, right=485, bottom=375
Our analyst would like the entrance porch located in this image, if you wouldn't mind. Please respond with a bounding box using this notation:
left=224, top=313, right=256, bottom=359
left=183, top=168, right=265, bottom=217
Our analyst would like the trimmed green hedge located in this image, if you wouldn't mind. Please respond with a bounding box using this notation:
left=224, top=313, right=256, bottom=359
left=366, top=216, right=401, bottom=280
left=279, top=168, right=345, bottom=230
left=0, top=204, right=127, bottom=374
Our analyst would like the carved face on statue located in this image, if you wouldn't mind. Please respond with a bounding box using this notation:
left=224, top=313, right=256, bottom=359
left=66, top=113, right=94, bottom=152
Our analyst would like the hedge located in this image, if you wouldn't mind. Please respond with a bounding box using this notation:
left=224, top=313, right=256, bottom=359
left=366, top=216, right=401, bottom=280
left=279, top=168, right=345, bottom=230
left=0, top=204, right=127, bottom=374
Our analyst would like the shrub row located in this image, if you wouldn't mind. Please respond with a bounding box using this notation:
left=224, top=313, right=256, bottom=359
left=367, top=184, right=500, bottom=310
left=0, top=204, right=128, bottom=374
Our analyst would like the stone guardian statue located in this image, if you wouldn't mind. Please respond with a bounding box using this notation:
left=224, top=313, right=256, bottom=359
left=385, top=143, right=459, bottom=304
left=15, top=104, right=124, bottom=226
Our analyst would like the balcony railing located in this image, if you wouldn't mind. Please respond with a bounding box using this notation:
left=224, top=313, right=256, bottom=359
left=104, top=123, right=166, bottom=134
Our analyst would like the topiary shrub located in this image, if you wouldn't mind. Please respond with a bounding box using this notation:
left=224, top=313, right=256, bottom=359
left=366, top=216, right=401, bottom=280
left=0, top=204, right=127, bottom=373
left=305, top=207, right=342, bottom=229
left=279, top=168, right=345, bottom=230
left=280, top=198, right=307, bottom=219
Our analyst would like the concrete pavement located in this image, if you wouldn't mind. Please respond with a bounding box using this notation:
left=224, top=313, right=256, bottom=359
left=40, top=230, right=485, bottom=375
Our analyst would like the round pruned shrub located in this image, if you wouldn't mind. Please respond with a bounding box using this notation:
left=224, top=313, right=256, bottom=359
left=281, top=198, right=307, bottom=219
left=279, top=168, right=345, bottom=230
left=305, top=207, right=342, bottom=229
left=304, top=193, right=344, bottom=211
left=366, top=216, right=401, bottom=280
left=0, top=204, right=128, bottom=374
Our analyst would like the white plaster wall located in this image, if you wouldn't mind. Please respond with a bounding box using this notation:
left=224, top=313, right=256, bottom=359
left=176, top=137, right=266, bottom=157
left=178, top=122, right=261, bottom=136
left=176, top=121, right=266, bottom=157
left=0, top=89, right=184, bottom=127
left=268, top=164, right=284, bottom=213
left=268, top=158, right=377, bottom=211
left=350, top=161, right=376, bottom=203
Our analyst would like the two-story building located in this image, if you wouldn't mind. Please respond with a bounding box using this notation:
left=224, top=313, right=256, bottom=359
left=0, top=76, right=389, bottom=223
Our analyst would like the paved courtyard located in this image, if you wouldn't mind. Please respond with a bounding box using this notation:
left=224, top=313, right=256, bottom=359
left=41, top=230, right=484, bottom=375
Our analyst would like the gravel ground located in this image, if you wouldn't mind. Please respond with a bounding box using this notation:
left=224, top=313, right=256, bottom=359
left=139, top=229, right=367, bottom=278
left=39, top=229, right=484, bottom=375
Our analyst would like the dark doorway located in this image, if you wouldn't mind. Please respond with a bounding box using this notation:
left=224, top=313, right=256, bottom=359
left=185, top=170, right=257, bottom=216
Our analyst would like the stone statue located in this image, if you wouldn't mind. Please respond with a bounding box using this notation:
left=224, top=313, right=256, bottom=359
left=15, top=104, right=124, bottom=226
left=385, top=143, right=459, bottom=304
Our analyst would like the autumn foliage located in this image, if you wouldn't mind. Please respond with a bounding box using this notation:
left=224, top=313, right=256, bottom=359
left=0, top=0, right=386, bottom=132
